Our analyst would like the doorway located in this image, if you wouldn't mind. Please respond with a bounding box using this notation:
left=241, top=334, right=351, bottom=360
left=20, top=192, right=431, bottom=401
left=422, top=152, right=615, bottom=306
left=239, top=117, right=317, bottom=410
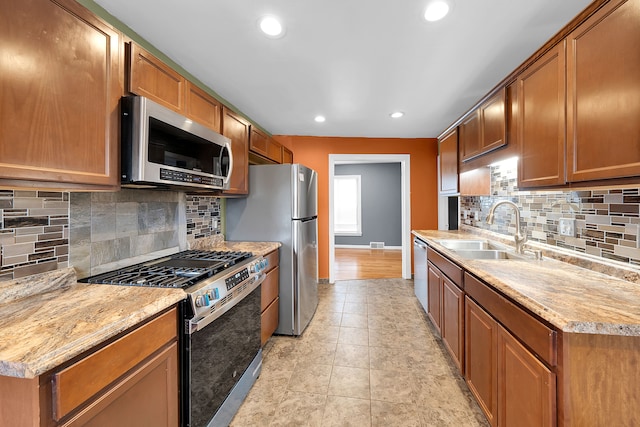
left=328, top=154, right=411, bottom=283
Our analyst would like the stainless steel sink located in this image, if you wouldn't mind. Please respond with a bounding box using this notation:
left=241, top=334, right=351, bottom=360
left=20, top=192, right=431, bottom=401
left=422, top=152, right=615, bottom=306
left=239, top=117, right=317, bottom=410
left=452, top=249, right=525, bottom=260
left=434, top=239, right=533, bottom=260
left=435, top=239, right=504, bottom=251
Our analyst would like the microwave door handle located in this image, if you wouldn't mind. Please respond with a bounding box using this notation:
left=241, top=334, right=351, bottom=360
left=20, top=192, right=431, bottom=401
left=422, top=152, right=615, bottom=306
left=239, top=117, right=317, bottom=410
left=224, top=142, right=233, bottom=187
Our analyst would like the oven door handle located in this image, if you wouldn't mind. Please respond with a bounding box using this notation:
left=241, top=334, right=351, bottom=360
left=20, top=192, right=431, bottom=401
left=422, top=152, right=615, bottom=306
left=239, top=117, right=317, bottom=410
left=188, top=274, right=265, bottom=334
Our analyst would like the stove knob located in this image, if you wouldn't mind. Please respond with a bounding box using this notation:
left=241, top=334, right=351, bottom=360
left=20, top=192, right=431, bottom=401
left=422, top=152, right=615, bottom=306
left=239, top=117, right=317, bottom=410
left=204, top=294, right=211, bottom=306
left=195, top=296, right=204, bottom=307
left=250, top=262, right=259, bottom=273
left=261, top=259, right=269, bottom=270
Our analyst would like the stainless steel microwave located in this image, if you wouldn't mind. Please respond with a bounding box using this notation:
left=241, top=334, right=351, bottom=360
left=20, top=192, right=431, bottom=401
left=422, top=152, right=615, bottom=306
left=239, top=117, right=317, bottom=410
left=121, top=96, right=232, bottom=191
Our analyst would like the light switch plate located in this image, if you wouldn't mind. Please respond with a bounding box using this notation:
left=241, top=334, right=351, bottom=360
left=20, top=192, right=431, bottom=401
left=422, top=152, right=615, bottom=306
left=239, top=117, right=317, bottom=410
left=559, top=218, right=575, bottom=237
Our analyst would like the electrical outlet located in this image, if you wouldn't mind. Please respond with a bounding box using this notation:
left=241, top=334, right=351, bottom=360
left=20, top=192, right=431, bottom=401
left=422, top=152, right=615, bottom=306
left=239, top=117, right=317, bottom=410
left=559, top=218, right=575, bottom=237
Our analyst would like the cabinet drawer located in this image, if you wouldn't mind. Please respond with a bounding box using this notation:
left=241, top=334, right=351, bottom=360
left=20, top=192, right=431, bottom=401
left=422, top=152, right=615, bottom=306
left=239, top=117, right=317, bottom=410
left=261, top=297, right=279, bottom=346
left=464, top=273, right=556, bottom=366
left=264, top=249, right=279, bottom=274
left=427, top=247, right=463, bottom=286
left=61, top=342, right=179, bottom=427
left=53, top=308, right=178, bottom=420
left=261, top=266, right=279, bottom=311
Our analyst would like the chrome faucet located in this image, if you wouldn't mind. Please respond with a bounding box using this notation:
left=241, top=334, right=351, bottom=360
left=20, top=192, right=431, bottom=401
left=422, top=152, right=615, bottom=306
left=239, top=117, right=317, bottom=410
left=486, top=200, right=527, bottom=254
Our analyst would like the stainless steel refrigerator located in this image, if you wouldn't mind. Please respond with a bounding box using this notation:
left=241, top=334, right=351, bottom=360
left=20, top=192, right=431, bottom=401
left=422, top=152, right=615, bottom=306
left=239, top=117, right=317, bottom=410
left=226, top=164, right=318, bottom=336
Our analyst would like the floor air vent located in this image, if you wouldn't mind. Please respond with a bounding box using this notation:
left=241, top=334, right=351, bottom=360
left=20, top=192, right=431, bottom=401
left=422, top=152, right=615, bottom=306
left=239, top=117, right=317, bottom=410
left=370, top=242, right=385, bottom=249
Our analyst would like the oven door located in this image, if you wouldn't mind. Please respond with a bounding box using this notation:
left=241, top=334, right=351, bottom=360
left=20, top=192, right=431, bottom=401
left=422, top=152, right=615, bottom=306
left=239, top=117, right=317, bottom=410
left=182, top=283, right=262, bottom=427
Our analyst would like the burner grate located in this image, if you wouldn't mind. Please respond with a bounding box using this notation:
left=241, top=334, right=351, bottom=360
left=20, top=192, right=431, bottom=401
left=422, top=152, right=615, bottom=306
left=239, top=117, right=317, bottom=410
left=80, top=250, right=254, bottom=289
left=172, top=250, right=252, bottom=264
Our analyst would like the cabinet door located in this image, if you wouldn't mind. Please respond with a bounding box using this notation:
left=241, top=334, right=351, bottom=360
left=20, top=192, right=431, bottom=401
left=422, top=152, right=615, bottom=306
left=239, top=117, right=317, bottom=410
left=441, top=276, right=464, bottom=373
left=185, top=81, right=221, bottom=132
left=465, top=296, right=498, bottom=427
left=221, top=107, right=250, bottom=195
left=282, top=147, right=294, bottom=164
left=427, top=262, right=442, bottom=333
left=127, top=42, right=185, bottom=113
left=63, top=342, right=179, bottom=427
left=0, top=0, right=120, bottom=189
left=497, top=325, right=555, bottom=427
left=517, top=43, right=566, bottom=188
left=439, top=129, right=459, bottom=194
left=480, top=89, right=507, bottom=154
left=566, top=0, right=640, bottom=182
left=250, top=127, right=269, bottom=157
left=266, top=138, right=283, bottom=163
left=460, top=111, right=481, bottom=161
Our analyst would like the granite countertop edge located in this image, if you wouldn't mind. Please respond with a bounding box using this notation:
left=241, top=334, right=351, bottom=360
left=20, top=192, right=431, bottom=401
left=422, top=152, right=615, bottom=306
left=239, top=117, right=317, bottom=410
left=413, top=229, right=640, bottom=337
left=0, top=283, right=185, bottom=379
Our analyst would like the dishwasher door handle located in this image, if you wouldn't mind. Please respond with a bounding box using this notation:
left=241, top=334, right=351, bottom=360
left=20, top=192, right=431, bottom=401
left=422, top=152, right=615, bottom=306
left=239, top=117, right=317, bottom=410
left=414, top=240, right=427, bottom=250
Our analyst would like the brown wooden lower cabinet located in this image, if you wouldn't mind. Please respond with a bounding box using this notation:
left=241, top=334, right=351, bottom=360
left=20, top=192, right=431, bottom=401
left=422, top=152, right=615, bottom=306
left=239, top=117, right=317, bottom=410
left=426, top=262, right=442, bottom=334
left=0, top=307, right=179, bottom=427
left=426, top=250, right=464, bottom=373
left=62, top=342, right=178, bottom=427
left=465, top=296, right=498, bottom=427
left=497, top=323, right=555, bottom=427
left=261, top=298, right=279, bottom=346
left=441, top=276, right=464, bottom=373
left=260, top=249, right=280, bottom=345
left=465, top=296, right=555, bottom=427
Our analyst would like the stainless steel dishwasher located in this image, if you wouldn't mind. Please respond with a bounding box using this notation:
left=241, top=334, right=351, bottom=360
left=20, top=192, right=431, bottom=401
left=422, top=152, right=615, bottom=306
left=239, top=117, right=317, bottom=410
left=413, top=237, right=428, bottom=313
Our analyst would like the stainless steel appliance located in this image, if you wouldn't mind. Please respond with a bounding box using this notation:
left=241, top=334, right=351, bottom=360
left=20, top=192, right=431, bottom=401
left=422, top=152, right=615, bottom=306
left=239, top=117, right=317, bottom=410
left=226, top=164, right=318, bottom=336
left=80, top=249, right=268, bottom=427
left=413, top=237, right=428, bottom=313
left=121, top=96, right=233, bottom=191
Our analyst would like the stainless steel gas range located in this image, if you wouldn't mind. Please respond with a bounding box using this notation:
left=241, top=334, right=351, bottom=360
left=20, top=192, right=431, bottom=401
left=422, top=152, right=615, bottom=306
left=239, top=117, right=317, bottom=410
left=81, top=249, right=268, bottom=427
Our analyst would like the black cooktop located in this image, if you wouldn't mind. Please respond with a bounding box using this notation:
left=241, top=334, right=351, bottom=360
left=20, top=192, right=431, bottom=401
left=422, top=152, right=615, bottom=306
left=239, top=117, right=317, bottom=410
left=80, top=250, right=253, bottom=289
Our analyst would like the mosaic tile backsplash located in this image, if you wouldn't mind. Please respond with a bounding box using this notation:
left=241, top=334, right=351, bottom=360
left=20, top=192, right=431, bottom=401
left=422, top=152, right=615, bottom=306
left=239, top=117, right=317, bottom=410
left=0, top=189, right=222, bottom=281
left=460, top=160, right=640, bottom=266
left=0, top=191, right=70, bottom=280
left=185, top=195, right=222, bottom=241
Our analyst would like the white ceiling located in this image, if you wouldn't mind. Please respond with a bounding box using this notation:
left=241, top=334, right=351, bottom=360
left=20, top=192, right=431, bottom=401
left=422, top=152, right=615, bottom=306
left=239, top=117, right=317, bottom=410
left=93, top=0, right=592, bottom=138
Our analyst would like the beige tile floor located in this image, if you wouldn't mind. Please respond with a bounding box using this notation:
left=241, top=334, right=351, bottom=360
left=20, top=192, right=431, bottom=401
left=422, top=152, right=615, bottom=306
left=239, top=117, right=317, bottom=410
left=231, top=279, right=489, bottom=426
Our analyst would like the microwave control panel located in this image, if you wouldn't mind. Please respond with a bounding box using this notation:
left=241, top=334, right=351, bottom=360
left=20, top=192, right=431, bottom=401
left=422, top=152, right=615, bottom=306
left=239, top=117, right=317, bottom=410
left=160, top=168, right=223, bottom=187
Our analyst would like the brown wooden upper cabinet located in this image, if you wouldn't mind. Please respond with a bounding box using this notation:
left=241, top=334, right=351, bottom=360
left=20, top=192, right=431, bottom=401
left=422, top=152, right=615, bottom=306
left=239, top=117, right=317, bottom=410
left=0, top=0, right=121, bottom=190
left=282, top=146, right=294, bottom=164
left=221, top=107, right=250, bottom=195
left=185, top=81, right=222, bottom=132
left=439, top=129, right=459, bottom=194
left=566, top=0, right=640, bottom=183
left=459, top=111, right=481, bottom=161
left=127, top=42, right=185, bottom=113
left=250, top=128, right=283, bottom=164
left=480, top=89, right=507, bottom=156
left=517, top=43, right=566, bottom=188
left=460, top=89, right=507, bottom=162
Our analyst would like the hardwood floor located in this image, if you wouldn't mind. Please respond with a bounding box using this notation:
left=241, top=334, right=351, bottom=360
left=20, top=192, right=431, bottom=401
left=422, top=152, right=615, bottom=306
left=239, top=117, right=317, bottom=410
left=333, top=248, right=402, bottom=281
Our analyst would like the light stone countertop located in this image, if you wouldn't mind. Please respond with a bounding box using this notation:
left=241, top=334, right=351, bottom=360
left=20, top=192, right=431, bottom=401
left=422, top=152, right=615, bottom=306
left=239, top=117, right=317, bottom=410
left=0, top=268, right=185, bottom=379
left=413, top=229, right=640, bottom=336
left=189, top=236, right=281, bottom=256
left=0, top=240, right=280, bottom=379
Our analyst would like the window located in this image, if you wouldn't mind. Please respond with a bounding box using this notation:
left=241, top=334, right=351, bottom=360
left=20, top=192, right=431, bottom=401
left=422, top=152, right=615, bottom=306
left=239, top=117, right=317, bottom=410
left=334, top=175, right=361, bottom=236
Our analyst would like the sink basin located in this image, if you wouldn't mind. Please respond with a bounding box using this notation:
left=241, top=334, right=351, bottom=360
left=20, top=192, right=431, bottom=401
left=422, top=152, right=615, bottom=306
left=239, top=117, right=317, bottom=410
left=453, top=249, right=525, bottom=260
left=436, top=239, right=503, bottom=251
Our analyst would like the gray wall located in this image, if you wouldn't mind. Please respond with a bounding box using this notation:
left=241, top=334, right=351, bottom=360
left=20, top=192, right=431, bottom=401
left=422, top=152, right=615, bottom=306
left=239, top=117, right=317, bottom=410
left=335, top=163, right=402, bottom=247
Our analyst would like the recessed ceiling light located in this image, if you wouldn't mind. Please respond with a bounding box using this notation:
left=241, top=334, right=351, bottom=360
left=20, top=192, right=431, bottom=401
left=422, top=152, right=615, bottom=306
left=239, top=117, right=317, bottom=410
left=259, top=15, right=285, bottom=38
left=314, top=115, right=326, bottom=123
left=390, top=112, right=404, bottom=119
left=424, top=1, right=451, bottom=22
